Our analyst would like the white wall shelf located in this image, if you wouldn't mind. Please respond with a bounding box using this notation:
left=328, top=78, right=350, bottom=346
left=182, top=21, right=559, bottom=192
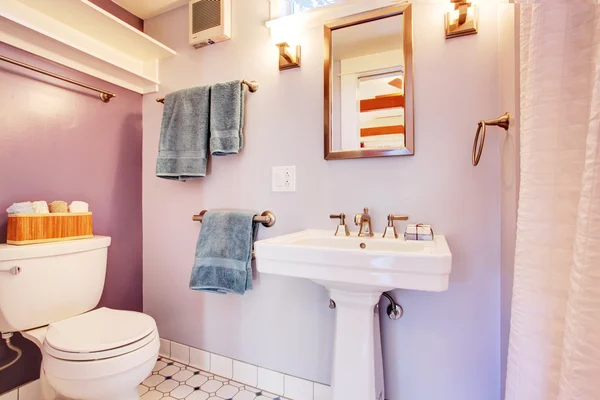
left=0, top=0, right=176, bottom=94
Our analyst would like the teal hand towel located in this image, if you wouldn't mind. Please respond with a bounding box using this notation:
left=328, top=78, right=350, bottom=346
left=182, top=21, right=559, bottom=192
left=189, top=211, right=257, bottom=295
left=210, top=80, right=245, bottom=155
left=156, top=86, right=211, bottom=181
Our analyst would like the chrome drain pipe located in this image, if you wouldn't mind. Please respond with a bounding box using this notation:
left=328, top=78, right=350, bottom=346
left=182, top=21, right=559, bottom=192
left=328, top=293, right=403, bottom=320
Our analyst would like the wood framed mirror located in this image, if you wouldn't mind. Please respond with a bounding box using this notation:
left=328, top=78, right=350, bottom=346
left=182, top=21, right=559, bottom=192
left=324, top=4, right=414, bottom=160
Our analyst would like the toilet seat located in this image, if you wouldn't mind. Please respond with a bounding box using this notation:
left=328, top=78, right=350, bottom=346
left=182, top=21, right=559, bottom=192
left=43, top=307, right=157, bottom=361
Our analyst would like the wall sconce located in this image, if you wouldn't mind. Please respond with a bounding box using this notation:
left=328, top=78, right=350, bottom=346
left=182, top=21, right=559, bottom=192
left=445, top=0, right=478, bottom=39
left=276, top=42, right=301, bottom=71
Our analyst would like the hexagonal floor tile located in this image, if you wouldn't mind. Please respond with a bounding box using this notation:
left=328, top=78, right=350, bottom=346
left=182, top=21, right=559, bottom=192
left=186, top=390, right=210, bottom=400
left=159, top=365, right=181, bottom=377
left=216, top=384, right=239, bottom=398
left=153, top=360, right=167, bottom=372
left=156, top=379, right=179, bottom=393
left=200, top=379, right=223, bottom=393
left=138, top=385, right=149, bottom=396
left=186, top=374, right=209, bottom=388
left=173, top=369, right=194, bottom=382
left=143, top=374, right=166, bottom=388
left=140, top=391, right=163, bottom=400
left=170, top=384, right=194, bottom=399
left=233, top=390, right=257, bottom=400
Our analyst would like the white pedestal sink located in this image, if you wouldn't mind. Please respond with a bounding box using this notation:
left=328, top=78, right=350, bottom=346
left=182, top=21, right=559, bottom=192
left=255, top=230, right=452, bottom=400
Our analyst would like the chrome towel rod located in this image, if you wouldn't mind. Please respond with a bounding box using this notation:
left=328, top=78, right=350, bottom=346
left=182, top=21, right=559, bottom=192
left=472, top=112, right=510, bottom=166
left=0, top=54, right=116, bottom=103
left=156, top=80, right=259, bottom=103
left=192, top=210, right=276, bottom=228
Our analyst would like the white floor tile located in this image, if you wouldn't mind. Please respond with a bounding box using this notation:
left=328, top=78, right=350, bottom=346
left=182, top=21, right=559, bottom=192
left=173, top=369, right=194, bottom=382
left=285, top=375, right=314, bottom=400
left=233, top=360, right=258, bottom=387
left=159, top=338, right=171, bottom=358
left=186, top=374, right=209, bottom=388
left=201, top=379, right=223, bottom=393
left=141, top=391, right=163, bottom=400
left=257, top=367, right=284, bottom=395
left=156, top=379, right=179, bottom=393
left=170, top=342, right=190, bottom=365
left=170, top=385, right=194, bottom=399
left=216, top=384, right=240, bottom=398
left=314, top=383, right=332, bottom=400
left=0, top=389, right=17, bottom=400
left=187, top=391, right=210, bottom=400
left=210, top=353, right=233, bottom=379
left=18, top=380, right=40, bottom=400
left=143, top=374, right=166, bottom=387
left=190, top=347, right=211, bottom=371
left=143, top=356, right=319, bottom=400
left=233, top=390, right=258, bottom=400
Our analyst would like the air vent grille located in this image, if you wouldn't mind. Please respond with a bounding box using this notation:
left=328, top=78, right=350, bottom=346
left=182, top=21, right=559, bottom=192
left=192, top=0, right=221, bottom=34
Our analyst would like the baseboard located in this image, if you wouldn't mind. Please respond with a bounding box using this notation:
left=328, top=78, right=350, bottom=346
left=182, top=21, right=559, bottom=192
left=0, top=379, right=39, bottom=400
left=159, top=338, right=332, bottom=400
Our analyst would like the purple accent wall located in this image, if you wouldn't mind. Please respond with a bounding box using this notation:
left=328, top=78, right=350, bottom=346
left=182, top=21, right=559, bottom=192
left=0, top=40, right=142, bottom=394
left=89, top=0, right=144, bottom=31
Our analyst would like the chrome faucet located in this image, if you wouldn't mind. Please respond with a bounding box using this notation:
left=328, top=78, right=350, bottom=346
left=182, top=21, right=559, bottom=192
left=354, top=208, right=374, bottom=237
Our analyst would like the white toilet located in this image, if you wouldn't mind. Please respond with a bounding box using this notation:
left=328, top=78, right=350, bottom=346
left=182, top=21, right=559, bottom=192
left=0, top=236, right=159, bottom=400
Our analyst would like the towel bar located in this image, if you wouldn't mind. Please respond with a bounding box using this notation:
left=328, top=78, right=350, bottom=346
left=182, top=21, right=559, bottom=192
left=157, top=80, right=259, bottom=103
left=192, top=210, right=276, bottom=228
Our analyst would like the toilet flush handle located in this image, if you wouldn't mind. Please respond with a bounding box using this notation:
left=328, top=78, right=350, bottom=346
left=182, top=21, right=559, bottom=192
left=0, top=266, right=21, bottom=275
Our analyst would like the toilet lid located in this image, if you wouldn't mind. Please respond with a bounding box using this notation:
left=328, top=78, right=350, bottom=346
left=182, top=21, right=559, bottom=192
left=45, top=307, right=156, bottom=354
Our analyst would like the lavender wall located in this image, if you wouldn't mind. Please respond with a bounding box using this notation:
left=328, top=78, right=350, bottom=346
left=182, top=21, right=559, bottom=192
left=0, top=39, right=142, bottom=394
left=143, top=2, right=501, bottom=399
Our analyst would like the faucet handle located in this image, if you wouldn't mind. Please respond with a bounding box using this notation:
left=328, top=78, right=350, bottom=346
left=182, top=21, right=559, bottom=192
left=330, top=213, right=350, bottom=236
left=387, top=214, right=409, bottom=225
left=383, top=214, right=409, bottom=239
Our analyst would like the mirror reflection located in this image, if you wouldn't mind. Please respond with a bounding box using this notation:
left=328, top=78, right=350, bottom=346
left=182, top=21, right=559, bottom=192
left=325, top=5, right=413, bottom=159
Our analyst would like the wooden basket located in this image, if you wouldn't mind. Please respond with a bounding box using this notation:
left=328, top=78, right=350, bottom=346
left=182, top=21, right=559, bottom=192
left=6, top=213, right=93, bottom=245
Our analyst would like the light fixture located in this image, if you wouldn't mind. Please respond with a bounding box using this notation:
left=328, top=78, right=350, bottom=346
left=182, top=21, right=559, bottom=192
left=445, top=0, right=478, bottom=39
left=276, top=42, right=301, bottom=71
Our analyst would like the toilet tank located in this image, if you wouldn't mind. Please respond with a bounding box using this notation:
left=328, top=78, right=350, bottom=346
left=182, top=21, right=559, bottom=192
left=0, top=236, right=111, bottom=333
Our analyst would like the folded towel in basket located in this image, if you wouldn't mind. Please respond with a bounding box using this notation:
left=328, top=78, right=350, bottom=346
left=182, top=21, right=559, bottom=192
left=6, top=202, right=34, bottom=214
left=189, top=211, right=257, bottom=295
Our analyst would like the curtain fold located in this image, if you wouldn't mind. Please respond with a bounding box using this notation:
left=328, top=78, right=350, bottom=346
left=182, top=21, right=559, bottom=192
left=506, top=3, right=600, bottom=400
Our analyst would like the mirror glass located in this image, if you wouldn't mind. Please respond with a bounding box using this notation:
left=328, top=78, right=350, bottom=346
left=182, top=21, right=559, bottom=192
left=325, top=5, right=413, bottom=160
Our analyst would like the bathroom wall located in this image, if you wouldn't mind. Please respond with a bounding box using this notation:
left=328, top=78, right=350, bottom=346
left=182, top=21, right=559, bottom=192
left=0, top=38, right=142, bottom=396
left=143, top=2, right=501, bottom=399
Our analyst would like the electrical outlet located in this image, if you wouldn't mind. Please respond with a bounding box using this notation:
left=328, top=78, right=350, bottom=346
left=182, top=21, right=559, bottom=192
left=272, top=166, right=296, bottom=192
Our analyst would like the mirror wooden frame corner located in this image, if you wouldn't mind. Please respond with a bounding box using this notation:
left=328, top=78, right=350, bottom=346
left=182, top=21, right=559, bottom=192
left=324, top=3, right=414, bottom=160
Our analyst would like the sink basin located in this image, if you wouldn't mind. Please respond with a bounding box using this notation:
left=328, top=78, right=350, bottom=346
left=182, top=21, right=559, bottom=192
left=255, top=230, right=452, bottom=400
left=255, top=229, right=451, bottom=292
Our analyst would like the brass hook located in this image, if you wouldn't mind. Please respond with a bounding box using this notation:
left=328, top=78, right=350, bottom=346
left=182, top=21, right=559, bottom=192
left=472, top=112, right=510, bottom=166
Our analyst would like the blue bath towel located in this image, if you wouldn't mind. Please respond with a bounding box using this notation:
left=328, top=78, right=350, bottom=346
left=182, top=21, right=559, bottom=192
left=210, top=80, right=245, bottom=155
left=156, top=86, right=211, bottom=181
left=189, top=211, right=257, bottom=295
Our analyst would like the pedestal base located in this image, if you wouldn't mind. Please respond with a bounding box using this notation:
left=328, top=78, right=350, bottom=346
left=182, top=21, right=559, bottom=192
left=329, top=289, right=385, bottom=400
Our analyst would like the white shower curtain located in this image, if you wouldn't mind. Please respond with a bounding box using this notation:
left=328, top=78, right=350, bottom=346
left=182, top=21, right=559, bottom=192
left=505, top=3, right=600, bottom=400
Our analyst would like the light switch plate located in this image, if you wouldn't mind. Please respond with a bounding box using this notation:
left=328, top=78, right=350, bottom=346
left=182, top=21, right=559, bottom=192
left=272, top=166, right=296, bottom=192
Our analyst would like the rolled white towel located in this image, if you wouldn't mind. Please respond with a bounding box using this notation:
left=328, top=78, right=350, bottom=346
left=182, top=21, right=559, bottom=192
left=69, top=201, right=89, bottom=213
left=32, top=201, right=50, bottom=214
left=6, top=202, right=34, bottom=214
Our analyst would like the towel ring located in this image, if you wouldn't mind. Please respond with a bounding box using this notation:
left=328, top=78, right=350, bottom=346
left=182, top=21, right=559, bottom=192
left=472, top=112, right=510, bottom=166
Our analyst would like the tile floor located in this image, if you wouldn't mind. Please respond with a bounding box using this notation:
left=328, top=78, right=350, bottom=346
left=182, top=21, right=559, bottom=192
left=140, top=357, right=291, bottom=400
